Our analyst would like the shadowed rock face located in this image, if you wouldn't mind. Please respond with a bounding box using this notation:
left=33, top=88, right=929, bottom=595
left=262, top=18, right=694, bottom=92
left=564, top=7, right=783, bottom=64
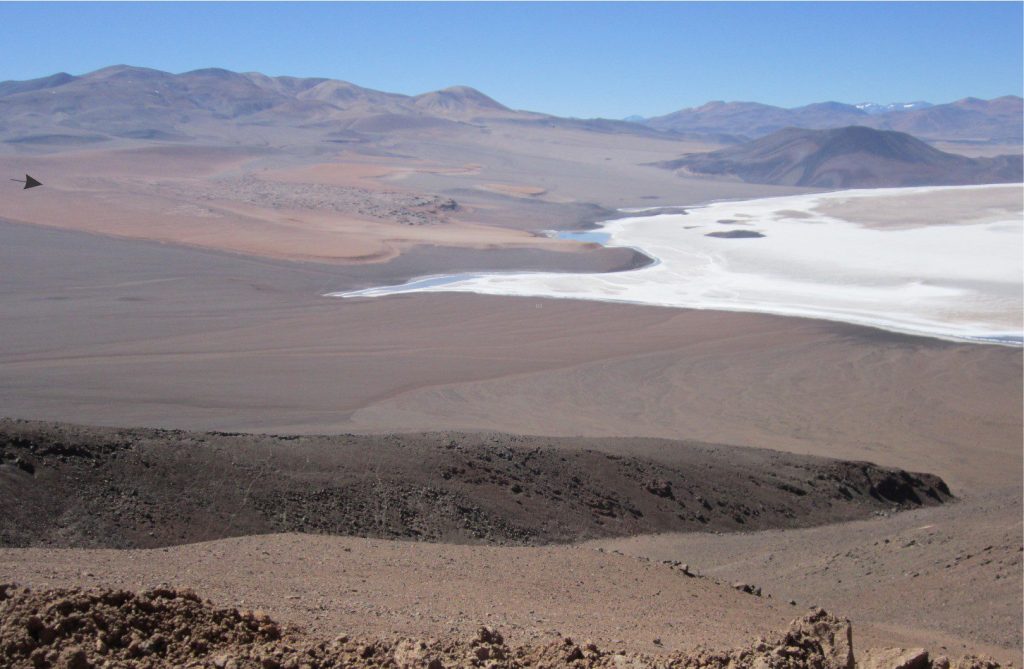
left=0, top=419, right=952, bottom=549
left=657, top=126, right=1023, bottom=187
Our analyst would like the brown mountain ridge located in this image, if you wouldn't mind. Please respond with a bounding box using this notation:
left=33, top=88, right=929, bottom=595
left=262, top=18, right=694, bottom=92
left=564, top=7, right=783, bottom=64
left=2, top=66, right=1019, bottom=151
left=0, top=65, right=669, bottom=147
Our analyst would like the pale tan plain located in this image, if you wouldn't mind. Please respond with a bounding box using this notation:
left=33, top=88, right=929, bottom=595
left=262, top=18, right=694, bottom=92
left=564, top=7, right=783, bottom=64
left=814, top=184, right=1024, bottom=229
left=0, top=128, right=798, bottom=263
left=0, top=130, right=1021, bottom=662
left=0, top=149, right=571, bottom=264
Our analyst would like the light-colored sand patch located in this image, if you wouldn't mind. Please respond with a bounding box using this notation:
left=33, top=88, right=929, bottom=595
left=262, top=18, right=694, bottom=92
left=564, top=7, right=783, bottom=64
left=338, top=185, right=1023, bottom=343
left=257, top=162, right=410, bottom=189
left=376, top=162, right=484, bottom=182
left=928, top=141, right=1024, bottom=159
left=0, top=185, right=574, bottom=264
left=477, top=183, right=548, bottom=198
left=0, top=187, right=389, bottom=263
left=814, top=183, right=1023, bottom=229
left=258, top=161, right=483, bottom=189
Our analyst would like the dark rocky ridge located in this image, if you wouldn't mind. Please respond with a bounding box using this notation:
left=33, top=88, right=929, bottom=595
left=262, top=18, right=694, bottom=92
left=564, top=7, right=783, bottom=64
left=0, top=419, right=952, bottom=549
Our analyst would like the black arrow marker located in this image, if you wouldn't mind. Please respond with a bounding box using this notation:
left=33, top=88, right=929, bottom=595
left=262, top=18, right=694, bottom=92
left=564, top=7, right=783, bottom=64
left=10, top=174, right=42, bottom=189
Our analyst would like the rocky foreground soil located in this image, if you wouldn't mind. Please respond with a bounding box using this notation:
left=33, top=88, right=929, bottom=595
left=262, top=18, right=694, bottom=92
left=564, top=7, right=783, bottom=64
left=0, top=584, right=1002, bottom=669
left=0, top=420, right=952, bottom=549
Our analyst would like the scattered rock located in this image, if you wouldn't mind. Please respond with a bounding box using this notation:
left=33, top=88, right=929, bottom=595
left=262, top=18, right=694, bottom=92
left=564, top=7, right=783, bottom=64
left=394, top=639, right=431, bottom=668
left=59, top=647, right=91, bottom=669
left=645, top=479, right=674, bottom=498
left=786, top=609, right=854, bottom=669
left=861, top=647, right=930, bottom=669
left=13, top=457, right=34, bottom=475
left=733, top=582, right=762, bottom=596
left=954, top=656, right=1002, bottom=669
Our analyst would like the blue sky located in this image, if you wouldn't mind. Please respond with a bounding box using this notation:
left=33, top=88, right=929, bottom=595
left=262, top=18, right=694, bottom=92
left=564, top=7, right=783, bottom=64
left=0, top=2, right=1020, bottom=118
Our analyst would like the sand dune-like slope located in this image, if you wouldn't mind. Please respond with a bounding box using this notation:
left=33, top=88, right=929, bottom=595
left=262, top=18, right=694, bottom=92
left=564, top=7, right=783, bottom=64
left=1, top=221, right=1019, bottom=495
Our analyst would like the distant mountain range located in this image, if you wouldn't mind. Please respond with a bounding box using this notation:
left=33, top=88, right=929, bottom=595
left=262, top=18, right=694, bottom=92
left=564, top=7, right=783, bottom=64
left=643, top=97, right=1022, bottom=144
left=625, top=102, right=935, bottom=124
left=0, top=65, right=515, bottom=143
left=657, top=126, right=1023, bottom=188
left=0, top=65, right=678, bottom=147
left=1, top=66, right=1019, bottom=150
left=0, top=66, right=1020, bottom=189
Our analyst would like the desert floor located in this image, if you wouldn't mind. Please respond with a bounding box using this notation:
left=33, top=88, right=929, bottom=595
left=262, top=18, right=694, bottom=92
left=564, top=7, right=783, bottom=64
left=0, top=140, right=1020, bottom=663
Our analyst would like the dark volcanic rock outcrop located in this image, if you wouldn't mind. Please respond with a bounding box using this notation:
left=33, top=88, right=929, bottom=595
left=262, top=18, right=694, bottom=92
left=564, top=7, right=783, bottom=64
left=0, top=419, right=952, bottom=549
